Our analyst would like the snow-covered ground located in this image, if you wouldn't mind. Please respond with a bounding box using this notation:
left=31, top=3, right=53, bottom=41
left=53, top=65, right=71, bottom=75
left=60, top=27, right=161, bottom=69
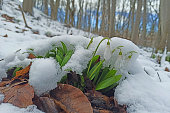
left=0, top=0, right=170, bottom=113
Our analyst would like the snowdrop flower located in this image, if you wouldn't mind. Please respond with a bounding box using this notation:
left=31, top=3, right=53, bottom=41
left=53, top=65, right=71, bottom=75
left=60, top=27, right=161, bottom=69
left=104, top=40, right=112, bottom=61
left=114, top=52, right=123, bottom=70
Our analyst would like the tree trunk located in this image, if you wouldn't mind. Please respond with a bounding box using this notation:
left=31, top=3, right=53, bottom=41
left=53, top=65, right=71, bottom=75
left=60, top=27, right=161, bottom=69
left=44, top=0, right=48, bottom=15
left=130, top=0, right=136, bottom=39
left=65, top=0, right=70, bottom=24
left=107, top=0, right=111, bottom=36
left=131, top=0, right=142, bottom=44
left=0, top=0, right=2, bottom=10
left=109, top=0, right=116, bottom=38
left=100, top=0, right=106, bottom=36
left=69, top=0, right=75, bottom=26
left=88, top=2, right=92, bottom=32
left=50, top=0, right=60, bottom=20
left=159, top=0, right=170, bottom=51
left=95, top=0, right=100, bottom=33
left=77, top=0, right=84, bottom=29
left=142, top=0, right=147, bottom=46
left=23, top=0, right=34, bottom=15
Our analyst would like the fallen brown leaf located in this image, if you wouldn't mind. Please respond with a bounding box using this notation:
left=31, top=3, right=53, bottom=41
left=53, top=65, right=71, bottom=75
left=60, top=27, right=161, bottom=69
left=165, top=67, right=170, bottom=72
left=50, top=84, right=93, bottom=113
left=0, top=83, right=34, bottom=108
left=28, top=53, right=36, bottom=59
left=1, top=14, right=15, bottom=23
left=12, top=62, right=32, bottom=80
left=3, top=34, right=8, bottom=37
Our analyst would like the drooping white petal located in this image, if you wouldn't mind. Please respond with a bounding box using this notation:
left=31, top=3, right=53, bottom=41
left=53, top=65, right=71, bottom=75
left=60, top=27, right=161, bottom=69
left=104, top=45, right=112, bottom=61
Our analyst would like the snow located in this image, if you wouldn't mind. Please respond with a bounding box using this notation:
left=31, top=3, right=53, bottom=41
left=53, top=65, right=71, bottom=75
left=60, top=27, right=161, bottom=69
left=0, top=104, right=44, bottom=113
left=29, top=58, right=64, bottom=96
left=115, top=49, right=170, bottom=113
left=0, top=0, right=169, bottom=113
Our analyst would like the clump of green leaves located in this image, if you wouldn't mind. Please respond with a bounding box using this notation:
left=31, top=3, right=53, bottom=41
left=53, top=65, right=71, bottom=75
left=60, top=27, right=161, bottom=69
left=45, top=41, right=73, bottom=67
left=86, top=55, right=122, bottom=91
left=166, top=56, right=170, bottom=62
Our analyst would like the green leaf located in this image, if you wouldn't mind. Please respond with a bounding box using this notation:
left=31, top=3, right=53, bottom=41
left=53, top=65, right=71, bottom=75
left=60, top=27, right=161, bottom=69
left=96, top=67, right=110, bottom=85
left=56, top=54, right=62, bottom=65
left=13, top=67, right=22, bottom=77
left=88, top=60, right=104, bottom=80
left=45, top=52, right=50, bottom=58
left=80, top=75, right=85, bottom=87
left=57, top=47, right=64, bottom=59
left=61, top=41, right=67, bottom=55
left=95, top=75, right=122, bottom=90
left=61, top=50, right=73, bottom=67
left=60, top=75, right=67, bottom=83
left=91, top=55, right=100, bottom=65
left=37, top=56, right=43, bottom=58
left=102, top=69, right=117, bottom=81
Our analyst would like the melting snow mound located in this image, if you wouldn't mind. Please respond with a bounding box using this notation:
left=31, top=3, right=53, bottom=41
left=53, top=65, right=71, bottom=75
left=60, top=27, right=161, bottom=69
left=29, top=58, right=64, bottom=96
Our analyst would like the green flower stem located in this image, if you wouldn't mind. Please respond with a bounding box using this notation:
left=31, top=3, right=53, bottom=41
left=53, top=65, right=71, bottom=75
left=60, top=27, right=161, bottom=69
left=86, top=37, right=94, bottom=49
left=87, top=37, right=109, bottom=75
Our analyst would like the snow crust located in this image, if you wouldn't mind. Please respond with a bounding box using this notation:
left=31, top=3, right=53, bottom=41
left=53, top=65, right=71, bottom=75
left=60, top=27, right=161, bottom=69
left=0, top=104, right=44, bottom=113
left=29, top=58, right=64, bottom=96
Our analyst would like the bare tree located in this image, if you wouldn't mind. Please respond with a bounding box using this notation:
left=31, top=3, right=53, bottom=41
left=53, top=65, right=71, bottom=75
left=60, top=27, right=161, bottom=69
left=160, top=0, right=170, bottom=51
left=50, top=0, right=60, bottom=20
left=23, top=0, right=34, bottom=15
left=100, top=0, right=106, bottom=36
left=109, top=0, right=116, bottom=37
left=95, top=0, right=101, bottom=33
left=77, top=0, right=84, bottom=29
left=44, top=0, right=48, bottom=15
left=0, top=0, right=2, bottom=10
left=65, top=0, right=70, bottom=24
left=88, top=1, right=92, bottom=32
left=142, top=0, right=147, bottom=46
left=69, top=0, right=75, bottom=26
left=131, top=0, right=142, bottom=44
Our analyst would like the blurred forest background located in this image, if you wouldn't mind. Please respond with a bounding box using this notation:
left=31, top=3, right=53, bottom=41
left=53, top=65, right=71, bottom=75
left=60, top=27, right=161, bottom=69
left=0, top=0, right=169, bottom=52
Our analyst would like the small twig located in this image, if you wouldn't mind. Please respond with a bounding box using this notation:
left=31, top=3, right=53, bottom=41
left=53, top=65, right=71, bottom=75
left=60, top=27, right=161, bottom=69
left=144, top=67, right=150, bottom=76
left=0, top=59, right=4, bottom=61
left=18, top=5, right=32, bottom=29
left=157, top=72, right=161, bottom=82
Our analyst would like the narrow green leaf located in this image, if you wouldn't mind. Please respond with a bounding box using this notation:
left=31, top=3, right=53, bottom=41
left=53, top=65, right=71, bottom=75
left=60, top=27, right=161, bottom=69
left=13, top=67, right=22, bottom=77
left=88, top=60, right=104, bottom=80
left=45, top=52, right=50, bottom=58
left=57, top=47, right=64, bottom=59
left=96, top=67, right=110, bottom=85
left=91, top=55, right=100, bottom=65
left=102, top=69, right=117, bottom=81
left=96, top=75, right=122, bottom=90
left=61, top=41, right=67, bottom=55
left=56, top=54, right=62, bottom=65
left=61, top=50, right=73, bottom=67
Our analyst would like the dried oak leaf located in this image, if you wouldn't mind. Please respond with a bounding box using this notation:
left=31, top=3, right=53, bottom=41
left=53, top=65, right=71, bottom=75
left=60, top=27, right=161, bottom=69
left=3, top=34, right=8, bottom=37
left=28, top=53, right=36, bottom=59
left=50, top=84, right=93, bottom=113
left=12, top=62, right=32, bottom=80
left=0, top=83, right=34, bottom=108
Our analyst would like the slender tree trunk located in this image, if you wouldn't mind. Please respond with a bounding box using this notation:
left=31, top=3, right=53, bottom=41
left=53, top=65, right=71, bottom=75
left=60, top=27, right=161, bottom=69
left=50, top=0, right=60, bottom=20
left=77, top=0, right=84, bottom=29
left=65, top=0, right=70, bottom=24
left=109, top=0, right=116, bottom=38
left=142, top=0, right=147, bottom=46
left=0, top=0, right=2, bottom=10
left=100, top=0, right=106, bottom=36
left=159, top=0, right=170, bottom=51
left=23, top=0, right=34, bottom=15
left=44, top=0, right=48, bottom=15
left=107, top=0, right=111, bottom=36
left=95, top=0, right=100, bottom=33
left=131, top=0, right=142, bottom=44
left=88, top=2, right=92, bottom=32
left=69, top=0, right=75, bottom=26
left=130, top=0, right=136, bottom=39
